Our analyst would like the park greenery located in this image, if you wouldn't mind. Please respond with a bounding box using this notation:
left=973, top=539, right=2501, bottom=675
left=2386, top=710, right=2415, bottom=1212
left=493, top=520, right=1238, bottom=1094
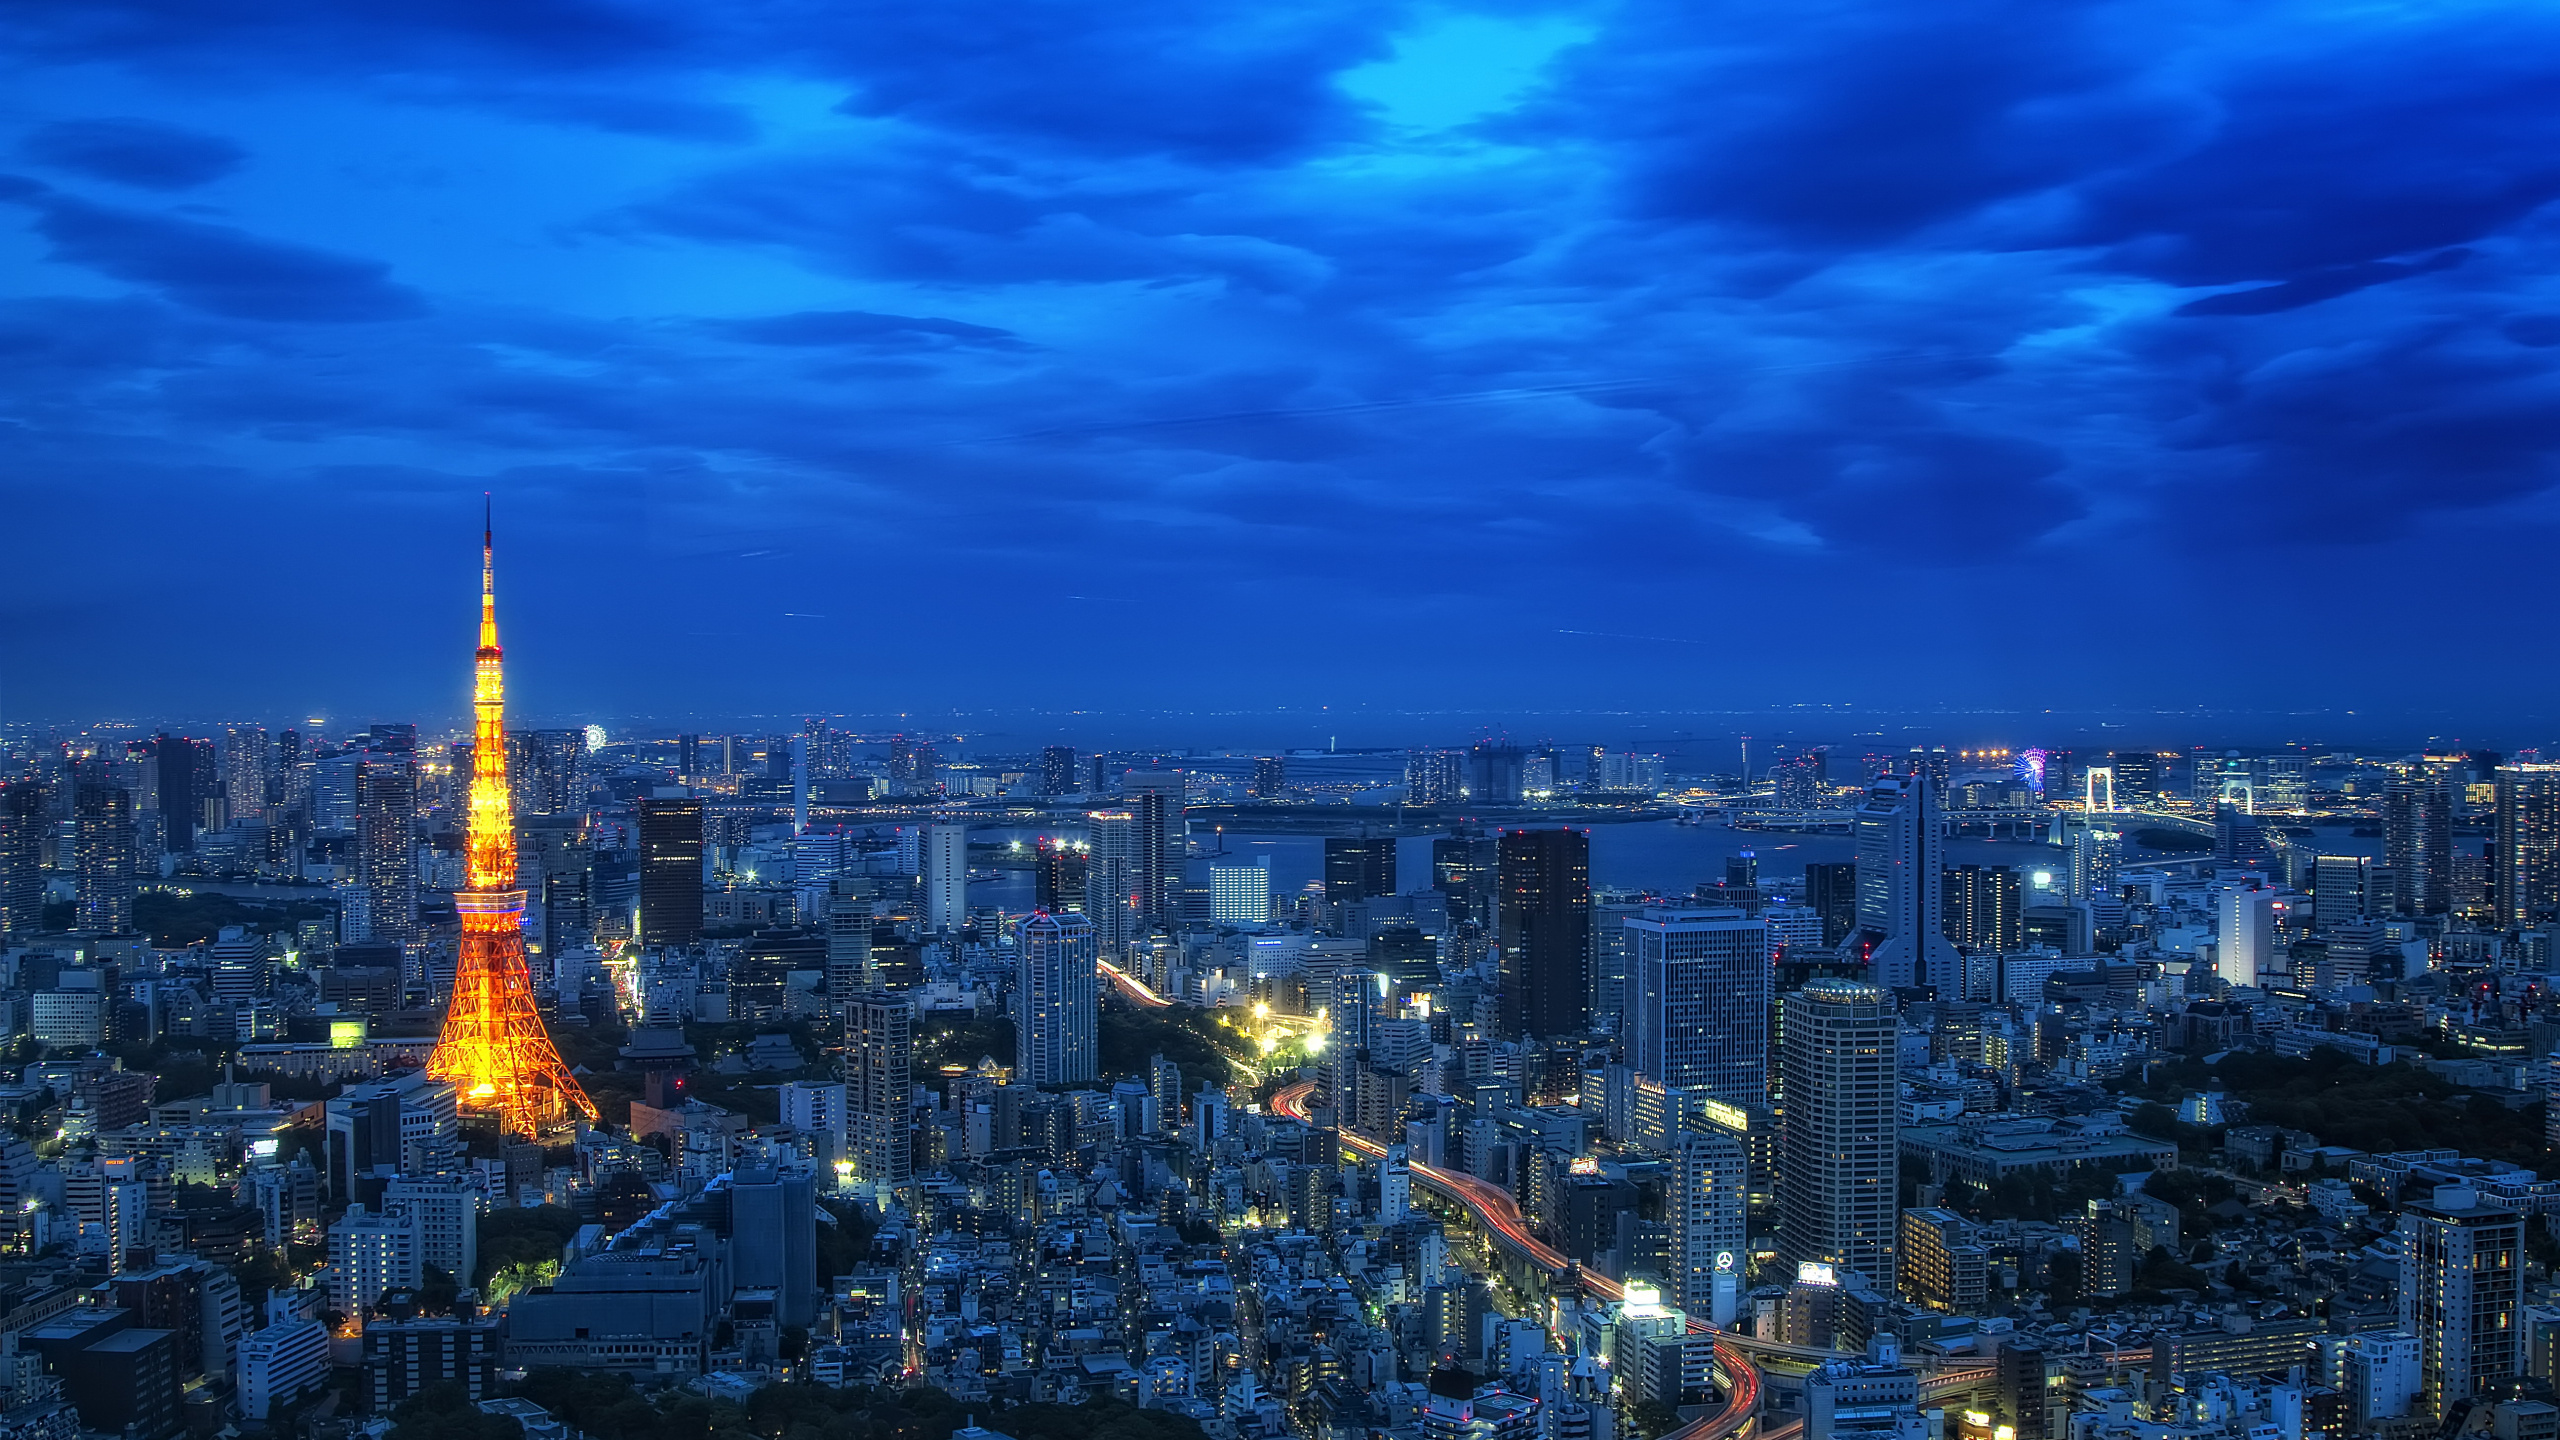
left=2122, top=1047, right=2546, bottom=1167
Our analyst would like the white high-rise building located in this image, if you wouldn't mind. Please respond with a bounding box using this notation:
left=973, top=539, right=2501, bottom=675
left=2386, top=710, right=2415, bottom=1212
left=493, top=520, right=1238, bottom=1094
left=1779, top=980, right=1900, bottom=1292
left=845, top=990, right=912, bottom=1199
left=1625, top=907, right=1770, bottom=1103
left=780, top=1080, right=849, bottom=1169
left=1085, top=810, right=1138, bottom=951
left=1380, top=1144, right=1411, bottom=1223
left=1210, top=860, right=1271, bottom=925
left=1016, top=911, right=1098, bottom=1085
left=237, top=1318, right=330, bottom=1421
left=2218, top=885, right=2276, bottom=988
left=328, top=1203, right=422, bottom=1317
left=1853, top=776, right=1958, bottom=991
left=1667, top=1126, right=1749, bottom=1325
left=381, top=1175, right=477, bottom=1285
left=2343, top=1332, right=2422, bottom=1427
left=223, top=726, right=269, bottom=823
left=924, top=824, right=968, bottom=933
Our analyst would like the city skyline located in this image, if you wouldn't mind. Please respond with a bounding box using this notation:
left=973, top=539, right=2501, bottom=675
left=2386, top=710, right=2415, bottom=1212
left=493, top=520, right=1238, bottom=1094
left=7, top=3, right=2560, bottom=720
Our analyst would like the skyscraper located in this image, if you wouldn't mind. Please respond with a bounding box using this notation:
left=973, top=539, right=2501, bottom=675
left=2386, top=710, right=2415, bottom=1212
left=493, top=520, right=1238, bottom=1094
left=223, top=726, right=269, bottom=823
left=924, top=823, right=968, bottom=933
left=1667, top=1126, right=1750, bottom=1324
left=425, top=511, right=597, bottom=1136
left=508, top=730, right=587, bottom=818
left=1210, top=860, right=1271, bottom=925
left=74, top=779, right=134, bottom=933
left=1853, top=776, right=1958, bottom=990
left=2311, top=855, right=2369, bottom=930
left=1496, top=828, right=1590, bottom=1040
left=1805, top=862, right=1858, bottom=947
left=1016, top=910, right=1097, bottom=1085
left=0, top=782, right=42, bottom=935
left=1038, top=746, right=1078, bottom=798
left=1324, top=836, right=1396, bottom=903
left=2384, top=778, right=2453, bottom=916
left=2400, top=1185, right=2522, bottom=1419
left=2218, top=885, right=2275, bottom=987
left=2108, top=751, right=2161, bottom=808
left=1251, top=756, right=1287, bottom=798
left=1780, top=980, right=1899, bottom=1291
left=1084, top=810, right=1137, bottom=950
left=844, top=989, right=913, bottom=1200
left=1625, top=907, right=1770, bottom=1102
left=2494, top=764, right=2560, bottom=929
left=1034, top=836, right=1087, bottom=913
left=637, top=795, right=705, bottom=947
left=1123, top=772, right=1185, bottom=919
left=358, top=740, right=418, bottom=945
left=1941, top=864, right=2021, bottom=952
left=155, top=732, right=207, bottom=852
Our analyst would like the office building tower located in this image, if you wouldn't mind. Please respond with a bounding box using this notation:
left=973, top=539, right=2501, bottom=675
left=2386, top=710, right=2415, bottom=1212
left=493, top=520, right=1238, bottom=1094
left=1469, top=741, right=1526, bottom=804
left=329, top=1205, right=423, bottom=1317
left=358, top=743, right=418, bottom=945
left=2311, top=855, right=2369, bottom=930
left=924, top=824, right=968, bottom=933
left=1147, top=1053, right=1182, bottom=1131
left=2109, top=751, right=2161, bottom=808
left=1854, top=776, right=1958, bottom=990
left=2068, top=825, right=2120, bottom=900
left=1806, top=862, right=1859, bottom=947
left=1321, top=966, right=1379, bottom=1121
left=223, top=727, right=268, bottom=822
left=2494, top=764, right=2560, bottom=929
left=1084, top=811, right=1138, bottom=950
left=0, top=782, right=41, bottom=935
left=677, top=733, right=701, bottom=780
left=1941, top=865, right=2021, bottom=953
left=1381, top=1144, right=1411, bottom=1223
left=1780, top=980, right=1899, bottom=1292
left=2384, top=778, right=2453, bottom=916
left=517, top=816, right=592, bottom=959
left=2401, top=1186, right=2522, bottom=1419
left=1016, top=910, right=1097, bottom=1085
left=1899, top=1207, right=1989, bottom=1314
left=637, top=796, right=705, bottom=947
left=1666, top=1126, right=1749, bottom=1324
left=508, top=730, right=586, bottom=818
left=75, top=781, right=134, bottom=933
left=728, top=1164, right=819, bottom=1328
left=1123, top=772, right=1185, bottom=919
left=1252, top=756, right=1287, bottom=798
left=1625, top=907, right=1770, bottom=1102
left=155, top=732, right=208, bottom=852
left=1210, top=860, right=1271, bottom=925
left=844, top=990, right=912, bottom=1198
left=1325, top=836, right=1397, bottom=903
left=1496, top=828, right=1591, bottom=1040
left=1034, top=836, right=1087, bottom=913
left=1433, top=832, right=1499, bottom=925
left=1039, top=746, right=1078, bottom=797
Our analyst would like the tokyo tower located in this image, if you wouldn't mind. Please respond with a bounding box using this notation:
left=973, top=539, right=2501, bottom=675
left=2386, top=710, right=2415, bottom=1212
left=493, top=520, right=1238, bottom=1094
left=427, top=505, right=599, bottom=1136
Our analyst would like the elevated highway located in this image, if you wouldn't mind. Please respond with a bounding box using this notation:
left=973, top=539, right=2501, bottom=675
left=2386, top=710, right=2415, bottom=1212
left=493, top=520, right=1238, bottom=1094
left=1271, top=1082, right=1765, bottom=1440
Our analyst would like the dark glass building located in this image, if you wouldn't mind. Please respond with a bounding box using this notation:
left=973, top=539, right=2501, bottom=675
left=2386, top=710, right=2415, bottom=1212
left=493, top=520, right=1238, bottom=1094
left=1496, top=828, right=1590, bottom=1040
left=637, top=795, right=705, bottom=947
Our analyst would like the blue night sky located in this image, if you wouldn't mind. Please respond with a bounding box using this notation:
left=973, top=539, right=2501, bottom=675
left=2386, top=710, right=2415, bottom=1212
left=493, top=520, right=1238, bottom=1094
left=4, top=1, right=2559, bottom=735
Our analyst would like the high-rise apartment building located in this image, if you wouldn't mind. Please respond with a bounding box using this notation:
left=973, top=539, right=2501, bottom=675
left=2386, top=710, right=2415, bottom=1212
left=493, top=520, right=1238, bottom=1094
left=1625, top=907, right=1770, bottom=1102
left=1405, top=749, right=1465, bottom=806
left=1016, top=910, right=1097, bottom=1085
left=2400, top=1185, right=2522, bottom=1419
left=75, top=780, right=134, bottom=933
left=1251, top=756, right=1287, bottom=798
left=1084, top=811, right=1137, bottom=950
left=2494, top=764, right=2560, bottom=929
left=358, top=742, right=418, bottom=945
left=1324, top=837, right=1397, bottom=903
left=1941, top=864, right=2021, bottom=952
left=508, top=730, right=586, bottom=818
left=223, top=727, right=269, bottom=823
left=636, top=795, right=705, bottom=947
left=0, top=782, right=42, bottom=935
left=2384, top=778, right=2453, bottom=916
left=1038, top=746, right=1078, bottom=798
left=1780, top=980, right=1899, bottom=1292
left=844, top=989, right=913, bottom=1200
left=1854, top=776, right=1957, bottom=990
left=1496, top=828, right=1590, bottom=1040
left=923, top=824, right=968, bottom=933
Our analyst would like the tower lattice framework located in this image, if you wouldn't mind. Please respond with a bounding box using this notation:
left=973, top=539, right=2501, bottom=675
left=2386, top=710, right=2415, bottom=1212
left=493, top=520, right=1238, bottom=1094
left=428, top=507, right=598, bottom=1136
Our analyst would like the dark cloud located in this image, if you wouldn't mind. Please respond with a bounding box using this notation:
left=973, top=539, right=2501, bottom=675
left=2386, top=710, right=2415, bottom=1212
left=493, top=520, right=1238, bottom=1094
left=5, top=187, right=425, bottom=322
left=21, top=118, right=245, bottom=188
left=2175, top=250, right=2472, bottom=317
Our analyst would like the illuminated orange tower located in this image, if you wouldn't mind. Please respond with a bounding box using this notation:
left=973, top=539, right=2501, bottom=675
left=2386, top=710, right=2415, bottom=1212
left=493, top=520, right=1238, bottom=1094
left=428, top=504, right=598, bottom=1136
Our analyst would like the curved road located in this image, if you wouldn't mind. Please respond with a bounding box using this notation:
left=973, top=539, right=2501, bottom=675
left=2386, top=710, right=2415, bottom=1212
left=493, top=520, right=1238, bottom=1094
left=1270, top=1081, right=1763, bottom=1440
left=1098, top=958, right=1173, bottom=1008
